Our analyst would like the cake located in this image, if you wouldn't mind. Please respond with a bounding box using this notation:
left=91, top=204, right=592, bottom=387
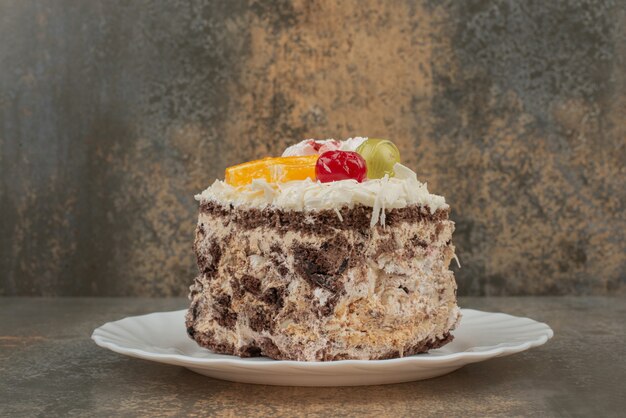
left=186, top=137, right=461, bottom=361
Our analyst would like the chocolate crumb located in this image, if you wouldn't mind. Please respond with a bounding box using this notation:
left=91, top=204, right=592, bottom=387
left=435, top=222, right=445, bottom=239
left=378, top=350, right=401, bottom=360
left=213, top=294, right=237, bottom=329
left=403, top=333, right=454, bottom=356
left=186, top=326, right=196, bottom=338
left=318, top=293, right=340, bottom=316
left=195, top=242, right=222, bottom=277
left=239, top=345, right=262, bottom=357
left=337, top=258, right=349, bottom=274
left=410, top=235, right=429, bottom=249
left=189, top=330, right=235, bottom=355
left=185, top=300, right=200, bottom=336
left=248, top=305, right=272, bottom=332
left=230, top=279, right=244, bottom=298
left=277, top=264, right=289, bottom=276
left=258, top=338, right=282, bottom=358
left=292, top=240, right=350, bottom=293
left=374, top=236, right=396, bottom=258
left=262, top=287, right=285, bottom=308
left=241, top=275, right=261, bottom=295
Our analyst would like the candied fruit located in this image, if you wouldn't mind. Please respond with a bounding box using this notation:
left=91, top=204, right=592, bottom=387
left=315, top=150, right=367, bottom=183
left=356, top=138, right=401, bottom=179
left=225, top=155, right=318, bottom=186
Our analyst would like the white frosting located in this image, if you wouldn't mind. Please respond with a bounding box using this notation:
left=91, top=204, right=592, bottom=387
left=195, top=163, right=448, bottom=221
left=281, top=139, right=337, bottom=156
left=339, top=136, right=368, bottom=152
left=281, top=137, right=367, bottom=157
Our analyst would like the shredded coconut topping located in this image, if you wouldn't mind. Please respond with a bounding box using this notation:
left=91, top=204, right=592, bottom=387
left=195, top=163, right=447, bottom=226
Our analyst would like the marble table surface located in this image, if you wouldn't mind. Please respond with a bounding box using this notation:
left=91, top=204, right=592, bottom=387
left=1, top=297, right=624, bottom=417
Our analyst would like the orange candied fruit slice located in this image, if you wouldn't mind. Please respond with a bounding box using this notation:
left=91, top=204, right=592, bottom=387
left=225, top=155, right=318, bottom=186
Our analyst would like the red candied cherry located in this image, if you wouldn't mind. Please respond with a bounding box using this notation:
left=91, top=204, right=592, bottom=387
left=315, top=150, right=367, bottom=183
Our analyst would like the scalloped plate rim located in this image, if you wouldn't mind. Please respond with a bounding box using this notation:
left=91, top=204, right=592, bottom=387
left=91, top=308, right=553, bottom=370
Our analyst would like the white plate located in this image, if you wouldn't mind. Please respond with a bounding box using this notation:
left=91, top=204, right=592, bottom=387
left=92, top=309, right=553, bottom=386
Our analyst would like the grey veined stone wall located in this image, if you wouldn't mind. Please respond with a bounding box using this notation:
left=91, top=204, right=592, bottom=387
left=1, top=0, right=624, bottom=296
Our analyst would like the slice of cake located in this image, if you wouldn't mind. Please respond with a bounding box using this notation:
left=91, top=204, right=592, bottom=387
left=186, top=137, right=461, bottom=361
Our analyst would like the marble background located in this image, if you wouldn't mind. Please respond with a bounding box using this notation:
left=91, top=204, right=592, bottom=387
left=1, top=0, right=624, bottom=296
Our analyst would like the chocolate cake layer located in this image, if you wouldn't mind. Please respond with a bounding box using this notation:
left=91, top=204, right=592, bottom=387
left=186, top=202, right=460, bottom=361
left=199, top=201, right=449, bottom=231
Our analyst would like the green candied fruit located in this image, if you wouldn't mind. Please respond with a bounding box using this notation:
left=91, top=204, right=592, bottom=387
left=356, top=138, right=401, bottom=179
